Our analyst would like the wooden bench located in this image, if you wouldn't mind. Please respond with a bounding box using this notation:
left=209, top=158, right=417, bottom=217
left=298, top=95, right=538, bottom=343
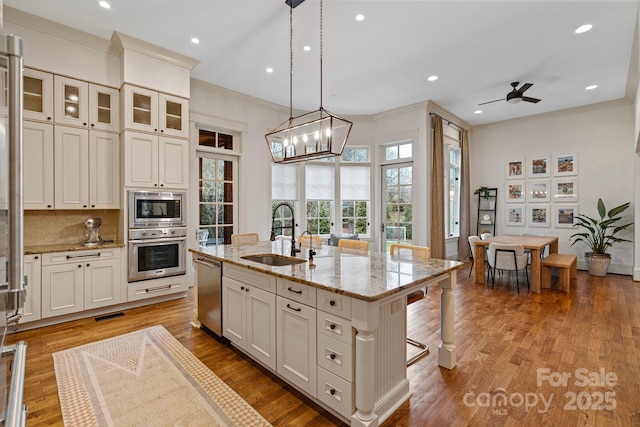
left=541, top=254, right=577, bottom=292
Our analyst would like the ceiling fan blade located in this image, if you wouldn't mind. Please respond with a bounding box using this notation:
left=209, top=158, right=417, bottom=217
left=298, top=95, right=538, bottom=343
left=517, top=83, right=533, bottom=94
left=478, top=98, right=505, bottom=105
left=522, top=96, right=541, bottom=103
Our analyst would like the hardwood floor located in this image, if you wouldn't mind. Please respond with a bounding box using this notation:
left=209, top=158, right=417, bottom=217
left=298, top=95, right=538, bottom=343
left=8, top=263, right=640, bottom=426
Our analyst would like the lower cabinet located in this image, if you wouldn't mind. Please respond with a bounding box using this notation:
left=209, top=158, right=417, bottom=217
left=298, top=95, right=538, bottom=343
left=41, top=248, right=121, bottom=318
left=21, top=254, right=42, bottom=324
left=276, top=295, right=317, bottom=397
left=222, top=265, right=277, bottom=371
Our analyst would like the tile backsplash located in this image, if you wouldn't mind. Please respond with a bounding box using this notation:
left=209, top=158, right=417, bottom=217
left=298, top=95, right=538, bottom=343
left=24, top=210, right=121, bottom=247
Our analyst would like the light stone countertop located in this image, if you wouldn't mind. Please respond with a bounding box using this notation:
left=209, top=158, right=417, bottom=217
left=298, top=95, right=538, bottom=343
left=190, top=241, right=463, bottom=302
left=25, top=241, right=126, bottom=255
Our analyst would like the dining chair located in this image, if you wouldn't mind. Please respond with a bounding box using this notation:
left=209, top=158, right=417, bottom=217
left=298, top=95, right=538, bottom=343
left=337, top=239, right=368, bottom=254
left=298, top=234, right=323, bottom=248
left=480, top=233, right=493, bottom=240
left=231, top=232, right=259, bottom=246
left=389, top=243, right=431, bottom=365
left=467, top=236, right=481, bottom=278
left=487, top=242, right=530, bottom=293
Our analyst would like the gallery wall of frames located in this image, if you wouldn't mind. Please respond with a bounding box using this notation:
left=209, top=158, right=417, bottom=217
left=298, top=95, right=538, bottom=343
left=505, top=154, right=577, bottom=229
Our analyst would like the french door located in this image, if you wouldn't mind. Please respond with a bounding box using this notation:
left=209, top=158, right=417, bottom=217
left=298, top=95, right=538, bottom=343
left=381, top=162, right=413, bottom=251
left=198, top=152, right=238, bottom=246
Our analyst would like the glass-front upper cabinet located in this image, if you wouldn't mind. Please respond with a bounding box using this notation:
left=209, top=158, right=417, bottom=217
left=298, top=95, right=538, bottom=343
left=122, top=84, right=188, bottom=138
left=24, top=68, right=54, bottom=122
left=54, top=75, right=88, bottom=127
left=159, top=93, right=188, bottom=138
left=89, top=84, right=119, bottom=132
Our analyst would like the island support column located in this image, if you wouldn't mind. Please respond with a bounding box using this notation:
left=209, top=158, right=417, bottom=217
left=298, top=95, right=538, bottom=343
left=438, top=270, right=457, bottom=369
left=351, top=299, right=379, bottom=427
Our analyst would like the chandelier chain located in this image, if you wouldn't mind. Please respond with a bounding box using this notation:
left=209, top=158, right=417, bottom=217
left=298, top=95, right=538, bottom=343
left=289, top=4, right=293, bottom=122
left=320, top=0, right=323, bottom=110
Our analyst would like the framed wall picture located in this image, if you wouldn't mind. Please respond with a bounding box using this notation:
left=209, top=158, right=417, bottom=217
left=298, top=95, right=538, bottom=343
left=506, top=181, right=525, bottom=203
left=529, top=205, right=550, bottom=227
left=527, top=179, right=550, bottom=202
left=527, top=155, right=550, bottom=178
left=506, top=159, right=525, bottom=179
left=506, top=206, right=525, bottom=226
left=555, top=205, right=578, bottom=228
left=554, top=153, right=577, bottom=176
left=553, top=178, right=578, bottom=202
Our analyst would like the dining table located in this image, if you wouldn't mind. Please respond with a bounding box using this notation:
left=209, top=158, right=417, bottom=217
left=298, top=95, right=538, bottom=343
left=474, top=234, right=559, bottom=293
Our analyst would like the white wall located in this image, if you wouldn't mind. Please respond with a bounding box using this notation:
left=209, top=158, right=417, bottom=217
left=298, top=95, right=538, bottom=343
left=471, top=102, right=635, bottom=274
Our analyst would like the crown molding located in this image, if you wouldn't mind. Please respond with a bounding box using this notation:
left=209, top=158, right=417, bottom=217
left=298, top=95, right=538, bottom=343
left=111, top=31, right=199, bottom=70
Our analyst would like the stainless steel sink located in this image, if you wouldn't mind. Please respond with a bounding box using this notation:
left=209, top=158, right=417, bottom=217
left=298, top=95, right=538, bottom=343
left=241, top=254, right=307, bottom=266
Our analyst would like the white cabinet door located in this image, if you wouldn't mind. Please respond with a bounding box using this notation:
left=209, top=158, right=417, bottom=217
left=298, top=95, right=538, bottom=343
left=54, top=126, right=89, bottom=209
left=90, top=131, right=120, bottom=208
left=222, top=278, right=247, bottom=348
left=54, top=76, right=89, bottom=127
left=84, top=258, right=121, bottom=310
left=159, top=93, right=188, bottom=138
left=21, top=254, right=42, bottom=323
left=122, top=85, right=159, bottom=133
left=89, top=84, right=119, bottom=132
left=246, top=286, right=276, bottom=371
left=42, top=263, right=84, bottom=318
left=124, top=131, right=159, bottom=188
left=276, top=296, right=317, bottom=396
left=24, top=68, right=53, bottom=123
left=158, top=137, right=188, bottom=189
left=24, top=121, right=54, bottom=209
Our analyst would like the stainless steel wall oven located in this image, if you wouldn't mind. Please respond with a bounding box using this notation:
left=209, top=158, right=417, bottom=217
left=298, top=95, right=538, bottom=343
left=128, top=191, right=187, bottom=282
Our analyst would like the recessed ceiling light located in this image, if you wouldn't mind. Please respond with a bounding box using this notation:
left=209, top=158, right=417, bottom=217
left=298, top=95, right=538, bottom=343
left=355, top=14, right=365, bottom=22
left=266, top=67, right=274, bottom=73
left=575, top=24, right=592, bottom=34
left=427, top=75, right=438, bottom=82
left=474, top=110, right=483, bottom=114
left=191, top=37, right=200, bottom=44
left=98, top=1, right=111, bottom=9
left=303, top=45, right=311, bottom=51
left=585, top=84, right=598, bottom=90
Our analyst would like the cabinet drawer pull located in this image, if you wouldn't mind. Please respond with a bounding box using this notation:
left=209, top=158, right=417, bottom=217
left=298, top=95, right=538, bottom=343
left=330, top=353, right=336, bottom=360
left=329, top=389, right=336, bottom=396
left=287, top=287, right=302, bottom=294
left=330, top=324, right=336, bottom=330
left=66, top=252, right=101, bottom=260
left=329, top=300, right=336, bottom=306
left=286, top=303, right=301, bottom=312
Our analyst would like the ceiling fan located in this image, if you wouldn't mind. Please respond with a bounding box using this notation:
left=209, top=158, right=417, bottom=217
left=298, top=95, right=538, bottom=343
left=479, top=82, right=541, bottom=105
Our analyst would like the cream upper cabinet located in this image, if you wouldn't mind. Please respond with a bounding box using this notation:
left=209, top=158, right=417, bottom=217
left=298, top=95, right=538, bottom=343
left=122, top=84, right=188, bottom=138
left=89, top=84, right=119, bottom=132
left=24, top=121, right=54, bottom=209
left=54, top=126, right=119, bottom=209
left=24, top=68, right=54, bottom=123
left=123, top=131, right=188, bottom=189
left=55, top=77, right=119, bottom=132
left=54, top=75, right=89, bottom=127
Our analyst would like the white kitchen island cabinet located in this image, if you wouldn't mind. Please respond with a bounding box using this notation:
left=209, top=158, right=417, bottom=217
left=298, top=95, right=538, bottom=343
left=191, top=242, right=462, bottom=427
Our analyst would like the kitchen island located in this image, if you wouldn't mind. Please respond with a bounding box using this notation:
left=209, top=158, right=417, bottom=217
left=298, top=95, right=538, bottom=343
left=190, top=241, right=462, bottom=427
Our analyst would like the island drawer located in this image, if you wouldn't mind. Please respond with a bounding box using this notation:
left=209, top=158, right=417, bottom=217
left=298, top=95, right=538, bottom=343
left=223, top=263, right=276, bottom=293
left=277, top=278, right=316, bottom=307
left=317, top=367, right=353, bottom=419
left=317, top=289, right=351, bottom=319
left=317, top=333, right=352, bottom=382
left=317, top=311, right=353, bottom=345
left=43, top=248, right=119, bottom=265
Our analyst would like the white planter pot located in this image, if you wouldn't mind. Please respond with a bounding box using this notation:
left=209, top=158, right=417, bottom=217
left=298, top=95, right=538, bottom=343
left=587, top=253, right=611, bottom=277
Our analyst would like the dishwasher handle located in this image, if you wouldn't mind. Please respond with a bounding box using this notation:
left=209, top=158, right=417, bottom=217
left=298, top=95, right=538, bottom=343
left=194, top=258, right=221, bottom=269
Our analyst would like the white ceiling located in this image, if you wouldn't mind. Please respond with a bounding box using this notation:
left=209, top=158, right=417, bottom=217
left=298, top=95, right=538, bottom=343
left=4, top=1, right=639, bottom=126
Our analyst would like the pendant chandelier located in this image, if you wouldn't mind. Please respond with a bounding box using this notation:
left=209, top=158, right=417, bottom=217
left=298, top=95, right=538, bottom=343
left=265, top=0, right=352, bottom=164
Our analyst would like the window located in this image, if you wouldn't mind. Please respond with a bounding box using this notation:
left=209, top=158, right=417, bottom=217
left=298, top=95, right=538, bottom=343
left=271, top=163, right=298, bottom=238
left=341, top=165, right=370, bottom=234
left=385, top=142, right=412, bottom=161
left=199, top=129, right=234, bottom=150
left=198, top=155, right=235, bottom=245
left=306, top=164, right=334, bottom=235
left=445, top=141, right=461, bottom=238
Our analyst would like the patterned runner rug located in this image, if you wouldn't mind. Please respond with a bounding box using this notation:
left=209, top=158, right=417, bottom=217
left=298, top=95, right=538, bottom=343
left=53, top=325, right=272, bottom=427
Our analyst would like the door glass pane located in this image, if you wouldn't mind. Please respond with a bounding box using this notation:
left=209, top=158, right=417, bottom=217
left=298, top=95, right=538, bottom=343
left=165, top=100, right=182, bottom=130
left=64, top=85, right=80, bottom=119
left=133, top=93, right=152, bottom=125
left=383, top=163, right=413, bottom=250
left=199, top=149, right=235, bottom=246
left=97, top=92, right=111, bottom=124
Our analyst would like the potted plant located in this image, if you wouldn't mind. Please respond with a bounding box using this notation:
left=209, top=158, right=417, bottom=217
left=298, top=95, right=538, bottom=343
left=474, top=186, right=491, bottom=199
left=569, top=198, right=633, bottom=276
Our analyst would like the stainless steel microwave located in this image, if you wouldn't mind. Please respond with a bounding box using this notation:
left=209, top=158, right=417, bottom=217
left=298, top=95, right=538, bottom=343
left=129, top=191, right=186, bottom=228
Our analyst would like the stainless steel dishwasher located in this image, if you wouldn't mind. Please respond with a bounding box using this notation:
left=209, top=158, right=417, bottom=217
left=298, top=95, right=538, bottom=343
left=194, top=258, right=222, bottom=336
